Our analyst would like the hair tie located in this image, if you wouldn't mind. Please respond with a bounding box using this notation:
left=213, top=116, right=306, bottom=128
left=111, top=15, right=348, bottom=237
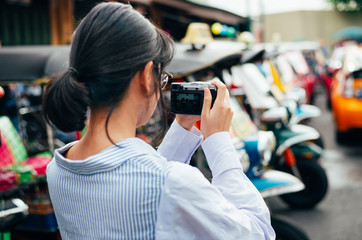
left=69, top=67, right=80, bottom=78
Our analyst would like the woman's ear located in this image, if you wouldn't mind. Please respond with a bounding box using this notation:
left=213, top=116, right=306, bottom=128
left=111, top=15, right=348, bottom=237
left=139, top=61, right=154, bottom=94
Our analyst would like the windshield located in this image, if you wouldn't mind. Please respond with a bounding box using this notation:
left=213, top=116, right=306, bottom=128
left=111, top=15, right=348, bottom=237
left=285, top=51, right=309, bottom=75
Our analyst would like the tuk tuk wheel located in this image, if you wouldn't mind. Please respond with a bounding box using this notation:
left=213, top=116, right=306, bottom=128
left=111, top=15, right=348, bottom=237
left=335, top=129, right=348, bottom=144
left=279, top=158, right=328, bottom=209
left=271, top=215, right=310, bottom=240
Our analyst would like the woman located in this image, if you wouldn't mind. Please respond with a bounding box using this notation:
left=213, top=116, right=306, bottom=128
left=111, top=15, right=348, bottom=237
left=43, top=2, right=275, bottom=240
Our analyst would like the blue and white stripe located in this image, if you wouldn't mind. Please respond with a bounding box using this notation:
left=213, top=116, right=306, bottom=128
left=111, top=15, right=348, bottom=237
left=47, top=137, right=171, bottom=240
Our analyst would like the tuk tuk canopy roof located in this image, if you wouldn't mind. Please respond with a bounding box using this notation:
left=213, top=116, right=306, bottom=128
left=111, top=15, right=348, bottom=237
left=167, top=41, right=245, bottom=78
left=0, top=41, right=244, bottom=84
left=0, top=45, right=70, bottom=85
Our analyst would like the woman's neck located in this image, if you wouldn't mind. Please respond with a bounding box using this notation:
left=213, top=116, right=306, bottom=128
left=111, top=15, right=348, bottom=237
left=66, top=103, right=138, bottom=160
left=65, top=73, right=156, bottom=160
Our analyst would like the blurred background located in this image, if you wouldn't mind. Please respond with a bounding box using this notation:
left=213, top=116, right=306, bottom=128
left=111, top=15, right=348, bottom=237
left=1, top=0, right=362, bottom=240
left=1, top=0, right=362, bottom=49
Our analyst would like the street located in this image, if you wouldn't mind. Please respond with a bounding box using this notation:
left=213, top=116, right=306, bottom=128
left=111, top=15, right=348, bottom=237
left=268, top=84, right=362, bottom=240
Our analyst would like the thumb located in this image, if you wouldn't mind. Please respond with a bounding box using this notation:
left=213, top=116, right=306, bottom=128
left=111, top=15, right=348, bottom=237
left=202, top=88, right=212, bottom=116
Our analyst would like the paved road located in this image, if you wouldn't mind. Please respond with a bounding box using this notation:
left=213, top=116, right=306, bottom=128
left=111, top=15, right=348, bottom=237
left=268, top=86, right=362, bottom=240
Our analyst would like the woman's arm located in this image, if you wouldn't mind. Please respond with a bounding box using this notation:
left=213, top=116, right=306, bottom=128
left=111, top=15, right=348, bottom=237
left=157, top=119, right=203, bottom=164
left=155, top=156, right=275, bottom=240
left=202, top=132, right=273, bottom=223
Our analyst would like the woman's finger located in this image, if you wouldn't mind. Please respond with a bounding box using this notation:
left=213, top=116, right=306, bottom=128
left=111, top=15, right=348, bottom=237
left=210, top=80, right=226, bottom=106
left=201, top=88, right=212, bottom=117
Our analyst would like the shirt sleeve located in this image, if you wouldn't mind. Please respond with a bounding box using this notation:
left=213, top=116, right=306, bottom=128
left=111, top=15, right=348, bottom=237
left=157, top=120, right=203, bottom=164
left=155, top=133, right=275, bottom=240
left=202, top=132, right=266, bottom=208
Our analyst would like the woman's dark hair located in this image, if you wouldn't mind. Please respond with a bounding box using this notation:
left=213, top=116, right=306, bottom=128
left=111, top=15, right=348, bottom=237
left=43, top=2, right=174, bottom=142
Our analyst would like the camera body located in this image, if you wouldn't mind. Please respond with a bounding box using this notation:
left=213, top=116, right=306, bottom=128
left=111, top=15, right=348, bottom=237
left=171, top=82, right=217, bottom=115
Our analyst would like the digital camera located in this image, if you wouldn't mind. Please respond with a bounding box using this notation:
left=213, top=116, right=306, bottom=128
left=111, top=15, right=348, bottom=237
left=170, top=82, right=217, bottom=115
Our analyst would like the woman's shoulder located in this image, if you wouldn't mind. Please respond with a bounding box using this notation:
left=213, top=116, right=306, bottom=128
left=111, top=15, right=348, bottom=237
left=51, top=137, right=170, bottom=175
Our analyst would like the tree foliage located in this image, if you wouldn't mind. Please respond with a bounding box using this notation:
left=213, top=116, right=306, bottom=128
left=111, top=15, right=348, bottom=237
left=328, top=0, right=362, bottom=11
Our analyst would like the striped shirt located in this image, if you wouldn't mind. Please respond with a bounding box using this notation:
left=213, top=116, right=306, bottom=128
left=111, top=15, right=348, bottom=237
left=47, top=121, right=275, bottom=240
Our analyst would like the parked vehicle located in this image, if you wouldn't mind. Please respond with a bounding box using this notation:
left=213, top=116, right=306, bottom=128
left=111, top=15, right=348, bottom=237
left=250, top=43, right=318, bottom=105
left=259, top=106, right=328, bottom=209
left=327, top=42, right=359, bottom=109
left=0, top=46, right=70, bottom=238
left=238, top=46, right=323, bottom=133
left=229, top=97, right=309, bottom=240
left=330, top=44, right=362, bottom=143
left=297, top=43, right=331, bottom=106
left=230, top=61, right=322, bottom=139
left=229, top=63, right=328, bottom=209
left=0, top=45, right=73, bottom=154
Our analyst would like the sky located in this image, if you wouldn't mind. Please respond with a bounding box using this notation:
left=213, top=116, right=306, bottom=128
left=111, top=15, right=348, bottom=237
left=203, top=0, right=332, bottom=17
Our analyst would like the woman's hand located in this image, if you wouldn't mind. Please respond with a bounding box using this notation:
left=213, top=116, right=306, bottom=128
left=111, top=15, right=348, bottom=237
left=200, top=80, right=233, bottom=139
left=176, top=114, right=201, bottom=132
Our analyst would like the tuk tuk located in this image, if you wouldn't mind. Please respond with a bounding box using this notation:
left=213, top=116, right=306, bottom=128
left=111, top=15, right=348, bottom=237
left=0, top=45, right=70, bottom=239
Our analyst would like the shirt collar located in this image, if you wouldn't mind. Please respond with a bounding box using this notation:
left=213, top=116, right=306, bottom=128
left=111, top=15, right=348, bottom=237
left=54, top=137, right=159, bottom=174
